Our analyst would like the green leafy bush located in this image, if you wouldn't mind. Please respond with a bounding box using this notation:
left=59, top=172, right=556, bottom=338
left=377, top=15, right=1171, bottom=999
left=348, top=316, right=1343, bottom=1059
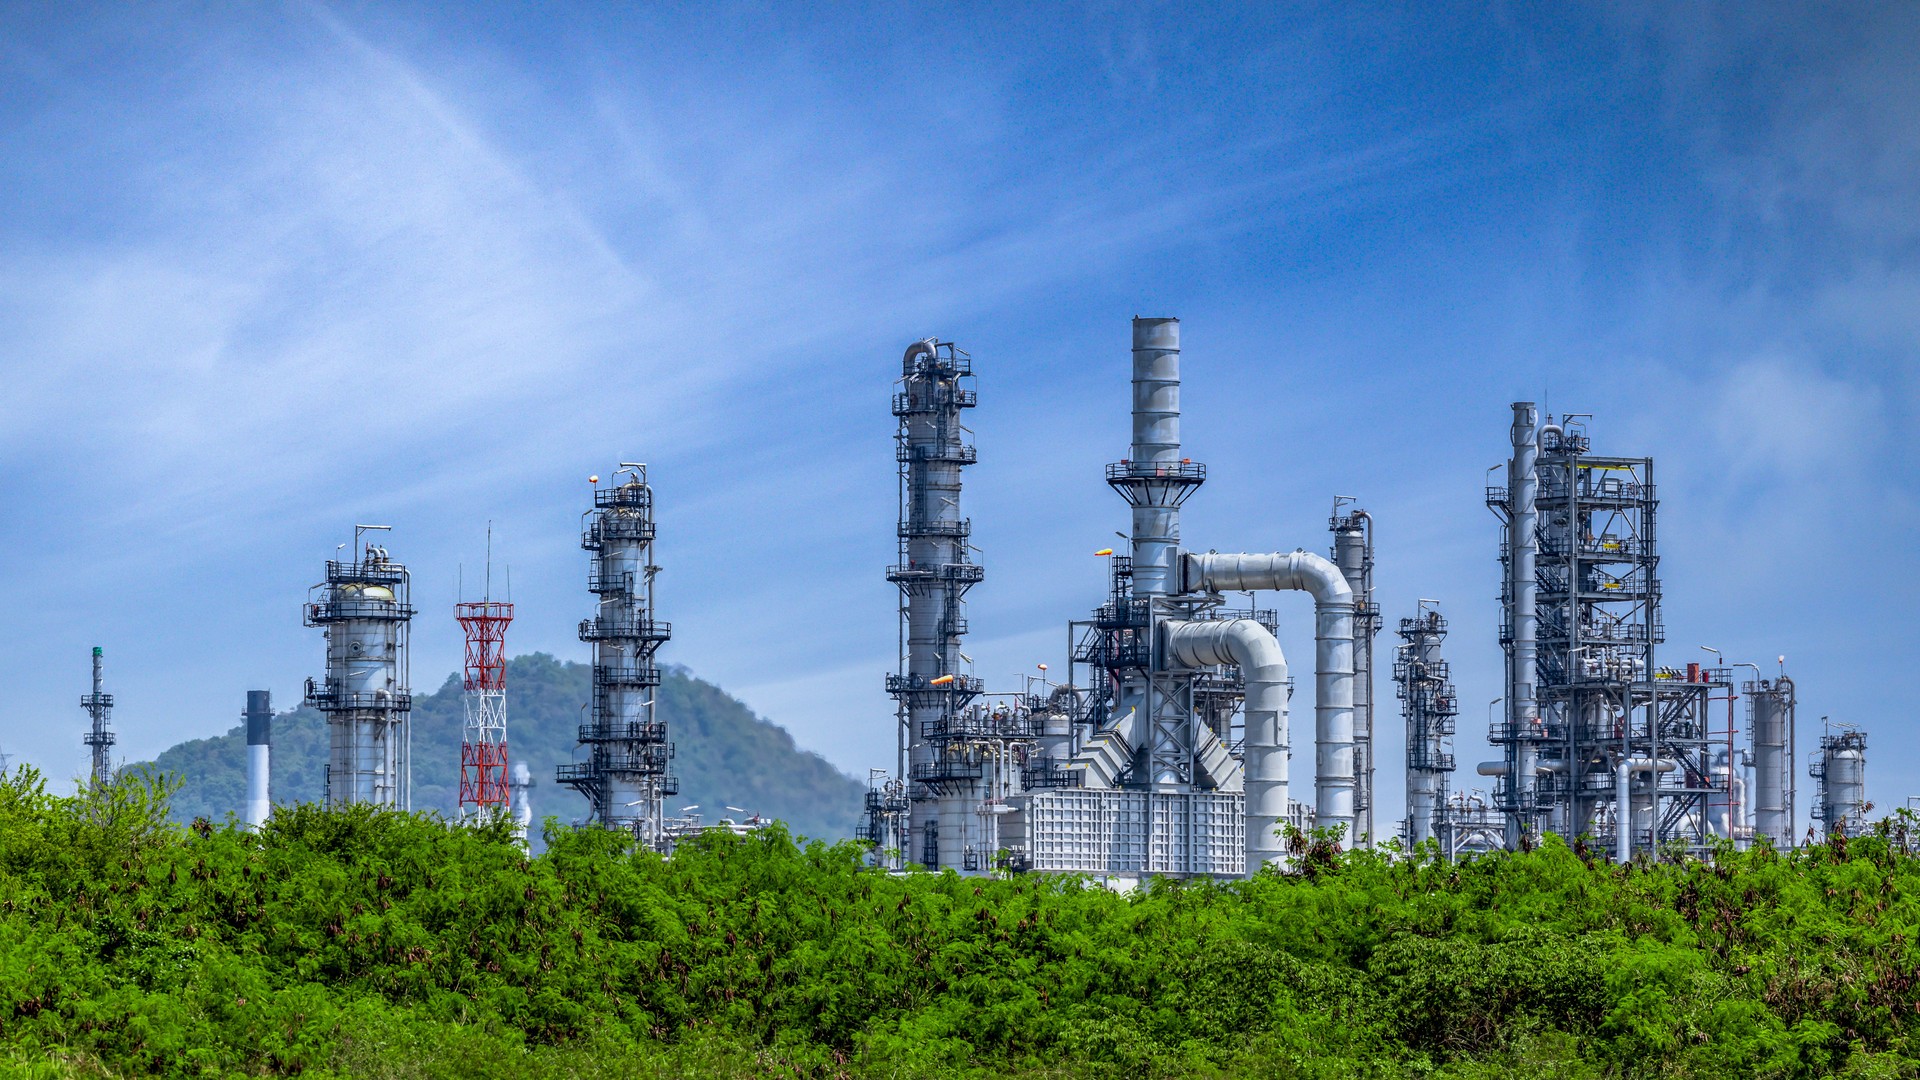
left=3, top=768, right=1919, bottom=1078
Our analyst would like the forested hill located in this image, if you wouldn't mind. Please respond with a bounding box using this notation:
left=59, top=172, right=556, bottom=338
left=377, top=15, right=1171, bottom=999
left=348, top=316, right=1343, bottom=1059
left=132, top=654, right=865, bottom=843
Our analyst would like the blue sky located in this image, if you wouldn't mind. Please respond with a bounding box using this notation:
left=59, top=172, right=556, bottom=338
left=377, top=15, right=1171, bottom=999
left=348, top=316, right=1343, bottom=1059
left=2, top=3, right=1915, bottom=832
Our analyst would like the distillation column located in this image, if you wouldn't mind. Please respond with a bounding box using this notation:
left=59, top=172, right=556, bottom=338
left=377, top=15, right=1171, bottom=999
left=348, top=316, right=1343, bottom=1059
left=305, top=535, right=414, bottom=809
left=1331, top=507, right=1379, bottom=845
left=1494, top=403, right=1546, bottom=847
left=1395, top=607, right=1458, bottom=847
left=889, top=339, right=984, bottom=870
left=1747, top=676, right=1795, bottom=847
left=245, top=690, right=272, bottom=828
left=1812, top=722, right=1867, bottom=837
left=560, top=466, right=676, bottom=847
left=79, top=646, right=115, bottom=789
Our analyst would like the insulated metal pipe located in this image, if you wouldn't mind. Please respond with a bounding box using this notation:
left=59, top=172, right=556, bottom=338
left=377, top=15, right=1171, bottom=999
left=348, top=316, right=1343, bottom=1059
left=1616, top=760, right=1631, bottom=862
left=245, top=690, right=272, bottom=829
left=1179, top=550, right=1355, bottom=836
left=1164, top=618, right=1289, bottom=875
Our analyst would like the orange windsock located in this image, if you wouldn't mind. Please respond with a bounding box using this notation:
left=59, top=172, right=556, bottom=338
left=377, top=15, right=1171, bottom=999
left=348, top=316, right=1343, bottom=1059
left=1094, top=548, right=1114, bottom=556
left=929, top=674, right=956, bottom=686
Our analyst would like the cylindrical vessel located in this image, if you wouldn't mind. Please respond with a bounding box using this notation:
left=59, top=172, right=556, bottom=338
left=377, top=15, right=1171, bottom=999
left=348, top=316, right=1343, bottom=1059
left=1824, top=736, right=1867, bottom=835
left=1749, top=679, right=1790, bottom=844
left=307, top=547, right=411, bottom=809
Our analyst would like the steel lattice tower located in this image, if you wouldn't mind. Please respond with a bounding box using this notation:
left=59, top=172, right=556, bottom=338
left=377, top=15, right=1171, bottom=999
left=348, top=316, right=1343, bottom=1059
left=456, top=599, right=513, bottom=823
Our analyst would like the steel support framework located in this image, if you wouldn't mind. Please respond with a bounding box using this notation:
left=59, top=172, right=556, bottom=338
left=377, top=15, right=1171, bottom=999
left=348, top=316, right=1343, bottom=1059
left=456, top=599, right=514, bottom=822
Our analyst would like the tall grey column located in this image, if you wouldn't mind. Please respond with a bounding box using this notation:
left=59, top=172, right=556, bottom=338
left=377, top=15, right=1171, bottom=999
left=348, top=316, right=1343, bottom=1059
left=80, top=646, right=115, bottom=789
left=305, top=534, right=413, bottom=810
left=245, top=690, right=272, bottom=828
left=1331, top=509, right=1377, bottom=845
left=889, top=340, right=983, bottom=870
left=1107, top=318, right=1206, bottom=792
left=1748, top=677, right=1792, bottom=846
left=560, top=467, right=676, bottom=847
left=1502, top=403, right=1542, bottom=847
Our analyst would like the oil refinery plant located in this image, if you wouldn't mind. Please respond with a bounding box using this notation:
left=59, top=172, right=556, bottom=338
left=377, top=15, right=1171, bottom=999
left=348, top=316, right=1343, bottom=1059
left=858, top=316, right=1860, bottom=878
left=73, top=314, right=1874, bottom=874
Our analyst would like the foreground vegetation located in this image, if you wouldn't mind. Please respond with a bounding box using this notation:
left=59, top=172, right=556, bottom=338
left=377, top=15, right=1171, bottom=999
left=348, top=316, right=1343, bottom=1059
left=4, top=770, right=1920, bottom=1078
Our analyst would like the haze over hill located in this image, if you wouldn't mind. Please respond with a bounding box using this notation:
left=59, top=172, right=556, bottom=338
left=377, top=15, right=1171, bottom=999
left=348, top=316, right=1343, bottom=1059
left=132, top=654, right=865, bottom=846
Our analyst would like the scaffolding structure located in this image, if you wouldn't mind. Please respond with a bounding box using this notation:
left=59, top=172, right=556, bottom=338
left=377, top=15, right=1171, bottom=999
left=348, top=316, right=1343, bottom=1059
left=1394, top=605, right=1457, bottom=848
left=79, top=646, right=114, bottom=789
left=558, top=465, right=677, bottom=848
left=456, top=598, right=513, bottom=824
left=1487, top=409, right=1730, bottom=858
left=305, top=529, right=413, bottom=809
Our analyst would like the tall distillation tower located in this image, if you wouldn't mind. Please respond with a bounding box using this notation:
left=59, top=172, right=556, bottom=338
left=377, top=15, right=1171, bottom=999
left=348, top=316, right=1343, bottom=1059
left=1395, top=605, right=1458, bottom=848
left=1487, top=409, right=1726, bottom=857
left=305, top=529, right=414, bottom=809
left=1745, top=674, right=1797, bottom=846
left=889, top=339, right=986, bottom=871
left=79, top=646, right=115, bottom=788
left=1330, top=503, right=1380, bottom=844
left=456, top=583, right=514, bottom=824
left=558, top=465, right=676, bottom=848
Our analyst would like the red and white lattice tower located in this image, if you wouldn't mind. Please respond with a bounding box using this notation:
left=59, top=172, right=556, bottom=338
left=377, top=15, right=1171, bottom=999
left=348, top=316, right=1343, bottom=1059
left=456, top=599, right=514, bottom=823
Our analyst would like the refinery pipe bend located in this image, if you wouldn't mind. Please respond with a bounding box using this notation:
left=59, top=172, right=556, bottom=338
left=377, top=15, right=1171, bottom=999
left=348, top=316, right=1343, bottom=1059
left=1179, top=550, right=1357, bottom=838
left=1164, top=618, right=1289, bottom=876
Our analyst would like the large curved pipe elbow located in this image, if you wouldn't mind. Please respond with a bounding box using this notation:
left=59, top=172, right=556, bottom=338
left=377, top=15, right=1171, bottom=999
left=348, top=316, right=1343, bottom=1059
left=1178, top=550, right=1357, bottom=838
left=1165, top=619, right=1289, bottom=875
left=1180, top=550, right=1353, bottom=605
left=902, top=338, right=938, bottom=371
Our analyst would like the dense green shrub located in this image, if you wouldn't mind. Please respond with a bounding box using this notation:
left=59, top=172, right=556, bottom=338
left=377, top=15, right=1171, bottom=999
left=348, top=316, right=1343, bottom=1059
left=3, top=767, right=1919, bottom=1078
